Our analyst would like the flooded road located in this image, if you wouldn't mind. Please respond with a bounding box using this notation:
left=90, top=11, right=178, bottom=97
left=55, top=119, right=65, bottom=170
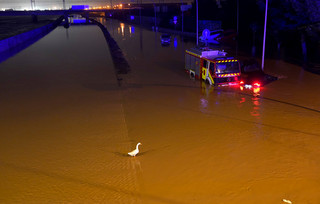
left=1, top=18, right=320, bottom=203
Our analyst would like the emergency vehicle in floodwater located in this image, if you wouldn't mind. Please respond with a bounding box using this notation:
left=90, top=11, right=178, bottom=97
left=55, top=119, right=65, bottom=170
left=185, top=47, right=241, bottom=85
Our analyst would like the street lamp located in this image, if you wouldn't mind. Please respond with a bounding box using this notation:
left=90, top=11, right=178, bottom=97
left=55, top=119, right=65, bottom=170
left=154, top=3, right=157, bottom=30
left=139, top=0, right=141, bottom=25
left=181, top=0, right=184, bottom=33
left=31, top=0, right=35, bottom=10
left=196, top=0, right=198, bottom=46
left=236, top=0, right=239, bottom=35
left=261, top=0, right=268, bottom=71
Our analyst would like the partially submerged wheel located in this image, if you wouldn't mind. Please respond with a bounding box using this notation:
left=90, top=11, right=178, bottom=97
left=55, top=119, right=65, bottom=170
left=189, top=70, right=195, bottom=79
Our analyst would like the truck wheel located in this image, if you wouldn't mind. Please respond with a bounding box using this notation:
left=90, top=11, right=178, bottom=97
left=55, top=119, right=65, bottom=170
left=190, top=72, right=195, bottom=79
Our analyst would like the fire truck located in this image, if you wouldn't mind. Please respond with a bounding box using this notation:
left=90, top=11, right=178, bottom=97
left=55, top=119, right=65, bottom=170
left=185, top=47, right=241, bottom=85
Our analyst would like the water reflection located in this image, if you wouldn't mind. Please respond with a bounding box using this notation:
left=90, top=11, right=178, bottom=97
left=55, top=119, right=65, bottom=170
left=120, top=23, right=125, bottom=37
left=200, top=97, right=209, bottom=110
left=240, top=85, right=261, bottom=118
left=154, top=31, right=158, bottom=51
left=65, top=29, right=69, bottom=39
left=199, top=82, right=212, bottom=113
left=200, top=82, right=262, bottom=119
left=251, top=87, right=261, bottom=118
left=174, top=36, right=178, bottom=49
left=98, top=18, right=104, bottom=24
left=129, top=25, right=135, bottom=35
left=130, top=157, right=142, bottom=172
left=116, top=23, right=136, bottom=38
left=201, top=81, right=214, bottom=96
left=101, top=18, right=197, bottom=61
left=253, top=87, right=260, bottom=97
left=69, top=15, right=87, bottom=24
left=139, top=26, right=143, bottom=53
left=250, top=95, right=260, bottom=118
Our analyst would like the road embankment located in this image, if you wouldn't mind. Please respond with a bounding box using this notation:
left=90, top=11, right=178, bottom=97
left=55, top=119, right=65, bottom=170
left=0, top=15, right=64, bottom=53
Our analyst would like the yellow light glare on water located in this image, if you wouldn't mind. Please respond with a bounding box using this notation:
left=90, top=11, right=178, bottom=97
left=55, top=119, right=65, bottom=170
left=120, top=23, right=125, bottom=36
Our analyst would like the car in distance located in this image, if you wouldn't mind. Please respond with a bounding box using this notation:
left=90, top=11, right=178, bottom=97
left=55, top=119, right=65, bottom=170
left=160, top=34, right=171, bottom=45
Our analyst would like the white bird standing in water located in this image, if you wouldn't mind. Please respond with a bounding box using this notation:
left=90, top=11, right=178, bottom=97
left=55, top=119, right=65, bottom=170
left=128, top=143, right=142, bottom=157
left=282, top=199, right=292, bottom=204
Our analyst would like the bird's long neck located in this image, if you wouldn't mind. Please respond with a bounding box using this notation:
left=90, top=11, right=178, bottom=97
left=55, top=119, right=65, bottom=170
left=136, top=144, right=140, bottom=149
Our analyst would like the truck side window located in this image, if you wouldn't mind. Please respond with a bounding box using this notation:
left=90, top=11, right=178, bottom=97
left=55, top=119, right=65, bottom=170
left=209, top=62, right=215, bottom=72
left=203, top=60, right=207, bottom=68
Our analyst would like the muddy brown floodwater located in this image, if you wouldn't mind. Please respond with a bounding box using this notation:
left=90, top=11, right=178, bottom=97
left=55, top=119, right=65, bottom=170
left=0, top=18, right=320, bottom=203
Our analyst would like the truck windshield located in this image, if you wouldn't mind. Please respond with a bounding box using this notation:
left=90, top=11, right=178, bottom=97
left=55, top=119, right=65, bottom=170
left=216, top=62, right=239, bottom=74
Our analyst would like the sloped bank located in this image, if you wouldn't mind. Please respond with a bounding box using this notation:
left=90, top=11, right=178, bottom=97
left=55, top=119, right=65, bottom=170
left=0, top=16, right=64, bottom=63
